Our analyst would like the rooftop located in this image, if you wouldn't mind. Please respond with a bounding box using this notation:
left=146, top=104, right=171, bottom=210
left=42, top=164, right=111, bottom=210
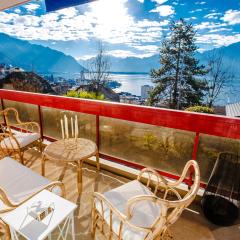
left=226, top=102, right=240, bottom=117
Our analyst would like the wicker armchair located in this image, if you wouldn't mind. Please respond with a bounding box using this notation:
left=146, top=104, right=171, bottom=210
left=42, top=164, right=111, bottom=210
left=91, top=160, right=200, bottom=240
left=0, top=157, right=65, bottom=239
left=0, top=108, right=42, bottom=164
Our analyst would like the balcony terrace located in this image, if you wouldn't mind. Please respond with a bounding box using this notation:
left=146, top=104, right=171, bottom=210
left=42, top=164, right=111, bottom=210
left=0, top=89, right=240, bottom=239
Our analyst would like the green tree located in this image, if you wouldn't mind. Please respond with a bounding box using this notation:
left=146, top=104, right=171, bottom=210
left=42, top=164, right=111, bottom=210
left=149, top=19, right=207, bottom=109
left=66, top=90, right=105, bottom=100
left=185, top=106, right=214, bottom=114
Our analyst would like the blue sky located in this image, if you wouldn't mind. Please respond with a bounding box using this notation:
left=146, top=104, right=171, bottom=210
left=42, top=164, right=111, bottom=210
left=1, top=0, right=240, bottom=60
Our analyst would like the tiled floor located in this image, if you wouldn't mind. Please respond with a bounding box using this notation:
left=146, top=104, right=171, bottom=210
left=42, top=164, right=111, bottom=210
left=2, top=149, right=240, bottom=240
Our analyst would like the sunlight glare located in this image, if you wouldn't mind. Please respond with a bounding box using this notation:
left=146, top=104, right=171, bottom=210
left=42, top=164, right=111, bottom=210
left=88, top=0, right=131, bottom=28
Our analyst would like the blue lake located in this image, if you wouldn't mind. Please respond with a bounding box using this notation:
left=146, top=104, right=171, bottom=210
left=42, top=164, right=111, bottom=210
left=109, top=73, right=152, bottom=96
left=46, top=72, right=240, bottom=106
left=110, top=74, right=240, bottom=106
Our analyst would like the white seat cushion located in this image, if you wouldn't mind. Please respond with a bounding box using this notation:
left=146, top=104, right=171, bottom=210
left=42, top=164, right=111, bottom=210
left=96, top=180, right=162, bottom=240
left=0, top=132, right=40, bottom=149
left=0, top=157, right=50, bottom=204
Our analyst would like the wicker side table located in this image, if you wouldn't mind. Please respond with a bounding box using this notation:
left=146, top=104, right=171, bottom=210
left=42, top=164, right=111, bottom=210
left=42, top=138, right=100, bottom=193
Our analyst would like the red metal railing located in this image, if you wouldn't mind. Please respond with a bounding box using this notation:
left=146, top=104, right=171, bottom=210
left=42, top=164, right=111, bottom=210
left=1, top=89, right=240, bottom=188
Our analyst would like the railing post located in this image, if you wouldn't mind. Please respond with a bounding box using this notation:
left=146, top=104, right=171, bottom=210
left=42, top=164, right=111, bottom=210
left=188, top=132, right=200, bottom=187
left=38, top=105, right=44, bottom=140
left=1, top=98, right=7, bottom=125
left=192, top=132, right=200, bottom=160
left=96, top=115, right=100, bottom=150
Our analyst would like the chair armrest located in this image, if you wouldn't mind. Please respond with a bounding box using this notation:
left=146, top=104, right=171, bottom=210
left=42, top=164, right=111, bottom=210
left=0, top=186, right=17, bottom=210
left=137, top=165, right=192, bottom=200
left=93, top=192, right=127, bottom=222
left=3, top=108, right=40, bottom=134
left=93, top=193, right=153, bottom=235
left=125, top=194, right=169, bottom=233
left=44, top=181, right=66, bottom=197
left=0, top=181, right=65, bottom=213
left=137, top=168, right=168, bottom=194
left=165, top=160, right=200, bottom=188
left=0, top=132, right=21, bottom=150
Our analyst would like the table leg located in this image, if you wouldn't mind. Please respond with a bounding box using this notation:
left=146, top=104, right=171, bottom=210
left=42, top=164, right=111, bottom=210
left=77, top=161, right=83, bottom=193
left=41, top=155, right=46, bottom=176
left=57, top=213, right=75, bottom=240
left=96, top=152, right=100, bottom=171
left=57, top=215, right=70, bottom=240
left=71, top=212, right=75, bottom=240
left=10, top=228, right=19, bottom=240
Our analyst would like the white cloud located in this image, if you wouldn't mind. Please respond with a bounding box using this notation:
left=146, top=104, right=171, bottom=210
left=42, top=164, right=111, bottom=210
left=0, top=12, right=17, bottom=23
left=0, top=0, right=165, bottom=52
left=195, top=22, right=227, bottom=30
left=195, top=1, right=206, bottom=5
left=221, top=10, right=240, bottom=25
left=204, top=12, right=221, bottom=20
left=106, top=49, right=154, bottom=58
left=57, top=7, right=78, bottom=18
left=135, top=19, right=168, bottom=27
left=106, top=50, right=136, bottom=58
left=189, top=9, right=203, bottom=13
left=14, top=9, right=21, bottom=14
left=150, top=5, right=175, bottom=16
left=196, top=33, right=240, bottom=48
left=24, top=3, right=41, bottom=12
left=132, top=44, right=159, bottom=52
left=185, top=16, right=197, bottom=21
left=209, top=28, right=232, bottom=33
left=77, top=54, right=96, bottom=60
left=151, top=0, right=168, bottom=4
left=14, top=15, right=41, bottom=27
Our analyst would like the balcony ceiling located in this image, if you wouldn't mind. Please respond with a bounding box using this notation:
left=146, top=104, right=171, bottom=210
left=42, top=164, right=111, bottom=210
left=0, top=0, right=30, bottom=11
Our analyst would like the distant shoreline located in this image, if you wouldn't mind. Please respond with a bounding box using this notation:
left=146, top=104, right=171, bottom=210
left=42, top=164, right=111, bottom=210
left=40, top=71, right=149, bottom=76
left=109, top=72, right=149, bottom=75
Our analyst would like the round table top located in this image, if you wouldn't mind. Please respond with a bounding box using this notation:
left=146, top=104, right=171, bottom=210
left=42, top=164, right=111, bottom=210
left=43, top=138, right=98, bottom=162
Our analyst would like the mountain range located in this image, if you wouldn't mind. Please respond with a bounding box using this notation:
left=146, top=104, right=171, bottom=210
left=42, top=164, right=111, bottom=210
left=79, top=43, right=240, bottom=76
left=0, top=32, right=240, bottom=76
left=0, top=33, right=85, bottom=73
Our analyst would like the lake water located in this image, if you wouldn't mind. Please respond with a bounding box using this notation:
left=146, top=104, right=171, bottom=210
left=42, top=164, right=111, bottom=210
left=109, top=74, right=240, bottom=105
left=47, top=72, right=240, bottom=106
left=109, top=73, right=152, bottom=96
left=50, top=72, right=153, bottom=96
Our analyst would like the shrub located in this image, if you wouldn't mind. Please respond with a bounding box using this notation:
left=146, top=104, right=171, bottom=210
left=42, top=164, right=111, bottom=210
left=185, top=106, right=214, bottom=114
left=66, top=90, right=105, bottom=100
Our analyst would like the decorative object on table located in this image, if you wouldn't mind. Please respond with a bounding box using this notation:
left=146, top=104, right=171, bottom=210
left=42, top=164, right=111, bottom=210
left=27, top=201, right=55, bottom=222
left=92, top=160, right=200, bottom=240
left=201, top=152, right=240, bottom=226
left=1, top=190, right=77, bottom=240
left=42, top=138, right=100, bottom=193
left=0, top=108, right=42, bottom=165
left=0, top=157, right=65, bottom=239
left=60, top=113, right=79, bottom=150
